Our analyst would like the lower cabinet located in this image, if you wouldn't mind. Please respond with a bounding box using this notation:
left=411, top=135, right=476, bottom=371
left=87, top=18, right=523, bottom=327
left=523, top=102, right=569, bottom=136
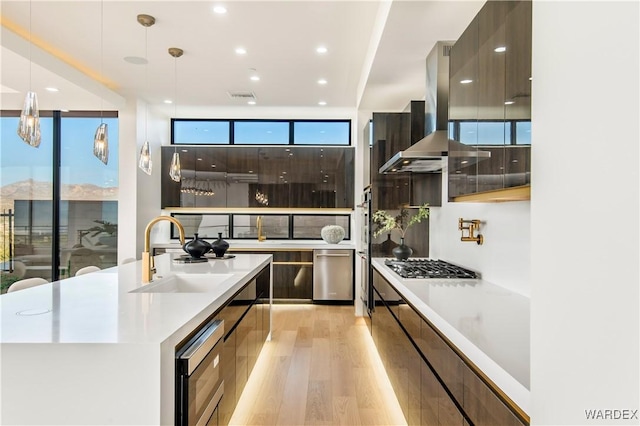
left=229, top=249, right=314, bottom=300
left=372, top=270, right=527, bottom=426
left=213, top=265, right=271, bottom=426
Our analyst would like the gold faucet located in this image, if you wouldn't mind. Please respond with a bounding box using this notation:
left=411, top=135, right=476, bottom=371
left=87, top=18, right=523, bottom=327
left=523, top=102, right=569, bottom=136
left=458, top=218, right=484, bottom=245
left=142, top=216, right=185, bottom=283
left=256, top=216, right=266, bottom=242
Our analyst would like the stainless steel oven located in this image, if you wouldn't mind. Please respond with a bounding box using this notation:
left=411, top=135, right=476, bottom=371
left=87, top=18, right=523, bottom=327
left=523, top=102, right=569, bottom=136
left=176, top=318, right=224, bottom=426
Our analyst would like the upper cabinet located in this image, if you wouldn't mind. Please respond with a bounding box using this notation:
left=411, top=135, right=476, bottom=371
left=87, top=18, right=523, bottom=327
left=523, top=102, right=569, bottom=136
left=161, top=146, right=354, bottom=209
left=371, top=102, right=442, bottom=211
left=448, top=0, right=531, bottom=202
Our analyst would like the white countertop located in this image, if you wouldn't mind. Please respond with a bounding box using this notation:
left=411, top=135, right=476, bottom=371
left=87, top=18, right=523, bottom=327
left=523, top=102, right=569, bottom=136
left=1, top=253, right=271, bottom=344
left=0, top=253, right=272, bottom=425
left=372, top=258, right=530, bottom=415
left=153, top=239, right=356, bottom=251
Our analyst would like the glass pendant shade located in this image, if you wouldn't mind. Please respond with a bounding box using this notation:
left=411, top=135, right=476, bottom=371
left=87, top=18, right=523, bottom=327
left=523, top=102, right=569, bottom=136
left=93, top=123, right=109, bottom=165
left=17, top=91, right=41, bottom=147
left=138, top=140, right=152, bottom=175
left=170, top=152, right=181, bottom=182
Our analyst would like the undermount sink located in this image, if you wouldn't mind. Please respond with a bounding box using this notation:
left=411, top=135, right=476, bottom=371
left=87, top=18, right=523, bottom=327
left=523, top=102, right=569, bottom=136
left=130, top=273, right=234, bottom=293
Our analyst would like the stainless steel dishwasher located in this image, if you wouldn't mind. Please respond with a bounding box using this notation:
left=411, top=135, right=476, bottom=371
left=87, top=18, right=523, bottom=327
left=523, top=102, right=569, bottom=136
left=313, top=249, right=353, bottom=302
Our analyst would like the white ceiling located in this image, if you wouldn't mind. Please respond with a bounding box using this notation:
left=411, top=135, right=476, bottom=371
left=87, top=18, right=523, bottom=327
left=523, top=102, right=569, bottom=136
left=0, top=0, right=483, bottom=114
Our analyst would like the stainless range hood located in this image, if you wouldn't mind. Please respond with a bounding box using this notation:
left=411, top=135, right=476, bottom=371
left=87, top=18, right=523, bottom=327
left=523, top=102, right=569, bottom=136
left=379, top=41, right=489, bottom=174
left=379, top=130, right=448, bottom=173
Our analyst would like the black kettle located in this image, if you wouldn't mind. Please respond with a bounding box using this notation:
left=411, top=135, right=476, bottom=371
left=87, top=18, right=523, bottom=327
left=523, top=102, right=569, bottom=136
left=183, top=233, right=212, bottom=258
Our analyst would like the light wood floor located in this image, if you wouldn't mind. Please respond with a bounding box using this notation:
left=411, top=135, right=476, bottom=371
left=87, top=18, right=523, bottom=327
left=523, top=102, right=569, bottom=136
left=229, top=304, right=407, bottom=426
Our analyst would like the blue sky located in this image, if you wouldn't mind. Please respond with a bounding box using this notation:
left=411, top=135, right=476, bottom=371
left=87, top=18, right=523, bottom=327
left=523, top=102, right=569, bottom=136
left=1, top=116, right=119, bottom=188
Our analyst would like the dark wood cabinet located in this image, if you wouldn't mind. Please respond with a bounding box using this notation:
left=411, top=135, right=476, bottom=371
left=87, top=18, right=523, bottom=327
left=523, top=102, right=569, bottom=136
left=448, top=0, right=531, bottom=201
left=161, top=146, right=354, bottom=209
left=228, top=249, right=314, bottom=301
left=371, top=269, right=528, bottom=426
left=213, top=265, right=270, bottom=426
left=371, top=112, right=412, bottom=211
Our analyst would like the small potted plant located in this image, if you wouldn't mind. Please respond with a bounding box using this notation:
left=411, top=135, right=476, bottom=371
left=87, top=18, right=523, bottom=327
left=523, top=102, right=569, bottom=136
left=372, top=203, right=430, bottom=260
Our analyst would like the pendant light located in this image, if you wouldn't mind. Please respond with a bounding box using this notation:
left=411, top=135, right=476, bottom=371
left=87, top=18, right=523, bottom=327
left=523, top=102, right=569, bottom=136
left=93, top=0, right=108, bottom=165
left=168, top=47, right=183, bottom=183
left=17, top=0, right=41, bottom=148
left=137, top=14, right=155, bottom=175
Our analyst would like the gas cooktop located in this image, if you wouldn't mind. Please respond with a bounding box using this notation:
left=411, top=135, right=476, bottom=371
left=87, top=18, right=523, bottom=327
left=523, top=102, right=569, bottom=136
left=384, top=258, right=478, bottom=279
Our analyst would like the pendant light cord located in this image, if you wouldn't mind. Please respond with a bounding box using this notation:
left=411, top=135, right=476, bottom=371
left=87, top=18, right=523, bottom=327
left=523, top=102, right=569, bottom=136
left=28, top=0, right=32, bottom=91
left=99, top=0, right=104, bottom=123
left=144, top=25, right=149, bottom=142
left=174, top=53, right=178, bottom=155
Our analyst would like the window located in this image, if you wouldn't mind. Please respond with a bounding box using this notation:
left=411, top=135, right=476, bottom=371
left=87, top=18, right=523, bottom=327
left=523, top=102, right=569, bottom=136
left=173, top=120, right=230, bottom=144
left=172, top=119, right=351, bottom=146
left=292, top=215, right=350, bottom=239
left=169, top=213, right=351, bottom=241
left=232, top=215, right=290, bottom=239
left=234, top=121, right=289, bottom=144
left=293, top=121, right=350, bottom=145
left=170, top=214, right=230, bottom=239
left=515, top=121, right=531, bottom=145
left=0, top=111, right=118, bottom=290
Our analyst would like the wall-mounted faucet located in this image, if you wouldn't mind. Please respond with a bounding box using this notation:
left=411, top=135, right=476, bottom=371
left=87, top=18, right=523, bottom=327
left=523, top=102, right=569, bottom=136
left=459, top=218, right=483, bottom=245
left=256, top=216, right=266, bottom=242
left=142, top=216, right=185, bottom=282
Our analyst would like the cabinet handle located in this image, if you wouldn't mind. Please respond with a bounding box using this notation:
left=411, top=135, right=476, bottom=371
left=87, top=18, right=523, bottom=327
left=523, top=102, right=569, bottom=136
left=315, top=253, right=351, bottom=257
left=273, top=261, right=314, bottom=266
left=177, top=319, right=224, bottom=376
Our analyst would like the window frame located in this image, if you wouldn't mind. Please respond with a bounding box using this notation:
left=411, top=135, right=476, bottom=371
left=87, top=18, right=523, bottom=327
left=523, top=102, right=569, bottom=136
left=171, top=118, right=352, bottom=146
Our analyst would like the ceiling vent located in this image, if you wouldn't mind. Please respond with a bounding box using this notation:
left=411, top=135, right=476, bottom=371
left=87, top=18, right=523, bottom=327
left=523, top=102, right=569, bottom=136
left=227, top=91, right=256, bottom=100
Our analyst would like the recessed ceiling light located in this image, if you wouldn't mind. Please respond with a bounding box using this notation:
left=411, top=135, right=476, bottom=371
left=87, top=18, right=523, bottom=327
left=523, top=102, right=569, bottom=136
left=318, top=101, right=327, bottom=106
left=460, top=79, right=473, bottom=84
left=248, top=100, right=256, bottom=105
left=235, top=47, right=247, bottom=55
left=250, top=75, right=260, bottom=81
left=317, top=78, right=327, bottom=85
left=45, top=87, right=59, bottom=92
left=494, top=46, right=507, bottom=53
left=197, top=158, right=203, bottom=161
left=211, top=165, right=216, bottom=168
left=316, top=46, right=328, bottom=54
left=164, top=99, right=172, bottom=104
left=249, top=170, right=253, bottom=173
left=213, top=5, right=227, bottom=14
left=504, top=100, right=515, bottom=105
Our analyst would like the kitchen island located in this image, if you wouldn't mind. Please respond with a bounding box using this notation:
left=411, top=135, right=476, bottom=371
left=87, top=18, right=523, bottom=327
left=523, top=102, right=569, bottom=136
left=0, top=253, right=272, bottom=425
left=371, top=258, right=530, bottom=424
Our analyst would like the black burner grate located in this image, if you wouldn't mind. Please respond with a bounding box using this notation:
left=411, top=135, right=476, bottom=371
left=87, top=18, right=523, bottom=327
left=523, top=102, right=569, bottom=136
left=384, top=259, right=478, bottom=279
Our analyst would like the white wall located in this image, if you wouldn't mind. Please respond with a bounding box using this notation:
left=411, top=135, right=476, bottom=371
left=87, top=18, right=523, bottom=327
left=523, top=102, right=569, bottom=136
left=531, top=2, right=639, bottom=425
left=429, top=189, right=530, bottom=296
left=117, top=97, right=138, bottom=263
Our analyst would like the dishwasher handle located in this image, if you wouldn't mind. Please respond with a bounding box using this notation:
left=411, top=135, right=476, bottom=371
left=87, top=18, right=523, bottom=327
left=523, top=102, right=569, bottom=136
left=177, top=319, right=224, bottom=376
left=315, top=253, right=351, bottom=257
